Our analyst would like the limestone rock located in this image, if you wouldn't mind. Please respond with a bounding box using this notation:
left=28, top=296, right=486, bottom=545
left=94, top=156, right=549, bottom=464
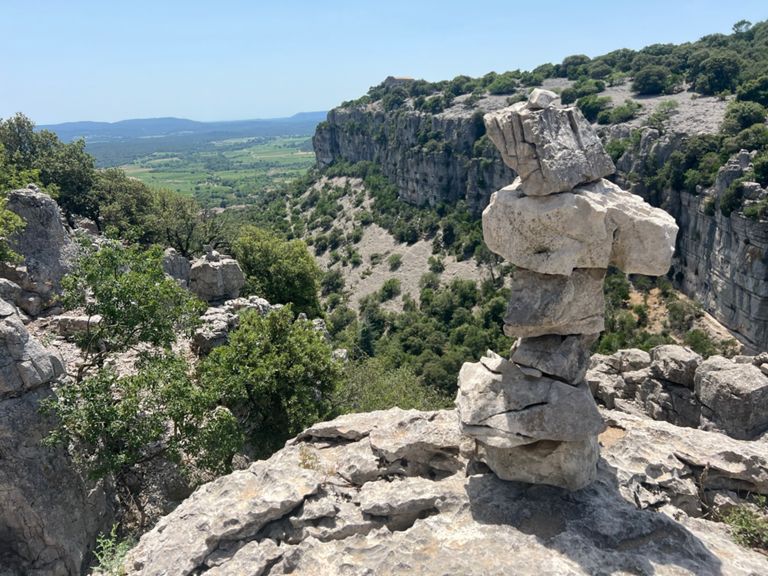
left=503, top=268, right=605, bottom=337
left=482, top=178, right=679, bottom=276
left=191, top=296, right=275, bottom=355
left=477, top=436, right=599, bottom=491
left=649, top=345, right=702, bottom=388
left=0, top=299, right=111, bottom=575
left=694, top=356, right=768, bottom=439
left=456, top=355, right=604, bottom=448
left=188, top=250, right=245, bottom=303
left=162, top=248, right=190, bottom=288
left=122, top=407, right=768, bottom=575
left=0, top=188, right=78, bottom=315
left=525, top=88, right=558, bottom=110
left=483, top=102, right=614, bottom=196
left=511, top=333, right=597, bottom=382
left=52, top=313, right=102, bottom=340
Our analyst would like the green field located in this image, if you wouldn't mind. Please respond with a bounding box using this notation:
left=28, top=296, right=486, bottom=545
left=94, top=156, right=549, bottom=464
left=122, top=135, right=315, bottom=207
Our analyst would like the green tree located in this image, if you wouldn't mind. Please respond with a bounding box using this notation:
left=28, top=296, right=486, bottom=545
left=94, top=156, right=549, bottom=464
left=150, top=188, right=219, bottom=257
left=233, top=226, right=322, bottom=315
left=61, top=242, right=204, bottom=374
left=0, top=193, right=24, bottom=264
left=200, top=306, right=342, bottom=455
left=89, top=168, right=155, bottom=240
left=632, top=65, right=671, bottom=95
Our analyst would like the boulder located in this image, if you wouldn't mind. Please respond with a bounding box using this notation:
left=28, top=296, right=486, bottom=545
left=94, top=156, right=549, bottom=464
left=123, top=408, right=768, bottom=575
left=649, top=345, right=702, bottom=388
left=694, top=356, right=768, bottom=439
left=503, top=268, right=605, bottom=337
left=526, top=88, right=558, bottom=110
left=188, top=249, right=245, bottom=303
left=162, top=248, right=191, bottom=288
left=191, top=296, right=276, bottom=355
left=482, top=178, right=678, bottom=276
left=511, top=333, right=597, bottom=382
left=0, top=188, right=78, bottom=315
left=484, top=100, right=614, bottom=196
left=456, top=354, right=604, bottom=448
left=52, top=313, right=102, bottom=340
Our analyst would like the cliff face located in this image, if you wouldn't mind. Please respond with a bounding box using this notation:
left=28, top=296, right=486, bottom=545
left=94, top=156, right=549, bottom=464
left=617, top=133, right=768, bottom=351
left=314, top=90, right=768, bottom=350
left=313, top=96, right=515, bottom=212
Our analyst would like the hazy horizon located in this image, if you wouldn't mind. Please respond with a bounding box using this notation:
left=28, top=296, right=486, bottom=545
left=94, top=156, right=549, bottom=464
left=2, top=0, right=766, bottom=124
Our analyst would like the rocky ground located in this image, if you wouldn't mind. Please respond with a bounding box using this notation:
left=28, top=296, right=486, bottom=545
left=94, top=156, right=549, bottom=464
left=123, top=407, right=768, bottom=576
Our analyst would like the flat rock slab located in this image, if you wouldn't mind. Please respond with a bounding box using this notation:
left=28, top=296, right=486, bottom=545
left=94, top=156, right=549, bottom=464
left=503, top=268, right=605, bottom=338
left=512, top=334, right=597, bottom=383
left=484, top=101, right=614, bottom=196
left=482, top=178, right=678, bottom=276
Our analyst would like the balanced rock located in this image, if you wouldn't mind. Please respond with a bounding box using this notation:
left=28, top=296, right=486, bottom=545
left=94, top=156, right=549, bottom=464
left=456, top=354, right=604, bottom=448
left=482, top=178, right=679, bottom=276
left=504, top=268, right=605, bottom=337
left=511, top=333, right=597, bottom=382
left=483, top=97, right=614, bottom=196
left=189, top=248, right=245, bottom=303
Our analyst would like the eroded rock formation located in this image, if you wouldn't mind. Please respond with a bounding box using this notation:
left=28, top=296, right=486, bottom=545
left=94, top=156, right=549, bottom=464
left=122, top=407, right=768, bottom=575
left=0, top=299, right=111, bottom=575
left=456, top=91, right=678, bottom=490
left=188, top=247, right=245, bottom=303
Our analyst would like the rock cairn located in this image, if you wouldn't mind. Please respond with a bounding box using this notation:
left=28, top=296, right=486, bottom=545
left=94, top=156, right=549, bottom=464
left=456, top=89, right=679, bottom=490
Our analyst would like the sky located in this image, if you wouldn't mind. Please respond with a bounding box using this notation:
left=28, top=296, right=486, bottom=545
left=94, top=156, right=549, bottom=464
left=1, top=0, right=766, bottom=124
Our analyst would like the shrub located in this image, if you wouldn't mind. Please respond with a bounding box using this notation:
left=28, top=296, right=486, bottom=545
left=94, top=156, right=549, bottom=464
left=684, top=329, right=718, bottom=357
left=737, top=75, right=768, bottom=106
left=200, top=307, right=342, bottom=456
left=388, top=253, right=403, bottom=271
left=723, top=499, right=768, bottom=551
left=487, top=72, right=519, bottom=95
left=333, top=357, right=450, bottom=413
left=721, top=101, right=767, bottom=135
left=720, top=179, right=745, bottom=216
left=379, top=278, right=402, bottom=301
left=632, top=65, right=672, bottom=95
left=234, top=226, right=322, bottom=316
left=576, top=95, right=612, bottom=122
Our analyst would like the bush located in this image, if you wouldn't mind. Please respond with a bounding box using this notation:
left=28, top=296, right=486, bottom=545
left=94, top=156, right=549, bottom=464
left=234, top=226, right=322, bottom=316
left=576, top=94, right=612, bottom=122
left=737, top=75, right=768, bottom=106
left=721, top=100, right=767, bottom=135
left=200, top=307, right=342, bottom=456
left=388, top=253, right=403, bottom=271
left=487, top=72, right=518, bottom=95
left=379, top=278, right=402, bottom=301
left=632, top=65, right=672, bottom=95
left=333, top=357, right=450, bottom=413
left=724, top=499, right=768, bottom=551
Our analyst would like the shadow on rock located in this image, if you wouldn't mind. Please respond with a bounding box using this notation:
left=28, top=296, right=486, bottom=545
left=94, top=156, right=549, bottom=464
left=466, top=458, right=723, bottom=576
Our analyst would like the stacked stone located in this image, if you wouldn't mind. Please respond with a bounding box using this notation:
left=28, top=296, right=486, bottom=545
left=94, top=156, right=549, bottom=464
left=456, top=89, right=679, bottom=490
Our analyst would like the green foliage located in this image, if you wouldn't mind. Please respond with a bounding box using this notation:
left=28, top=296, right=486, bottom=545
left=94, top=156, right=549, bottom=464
left=632, top=65, right=673, bottom=95
left=597, top=100, right=642, bottom=125
left=43, top=352, right=239, bottom=478
left=89, top=168, right=155, bottom=241
left=0, top=113, right=95, bottom=212
left=692, top=50, right=742, bottom=95
left=737, top=75, right=768, bottom=106
left=0, top=193, right=24, bottom=264
left=605, top=139, right=629, bottom=163
left=387, top=253, right=402, bottom=271
left=724, top=497, right=768, bottom=551
left=379, top=278, right=401, bottom=301
left=150, top=188, right=219, bottom=257
left=576, top=95, right=612, bottom=122
left=332, top=357, right=450, bottom=413
left=200, top=307, right=342, bottom=456
left=683, top=329, right=719, bottom=357
left=753, top=152, right=768, bottom=186
left=234, top=226, right=322, bottom=316
left=92, top=524, right=136, bottom=576
left=721, top=100, right=767, bottom=135
left=561, top=79, right=606, bottom=105
left=61, top=242, right=204, bottom=360
left=646, top=100, right=680, bottom=132
left=720, top=178, right=746, bottom=216
left=487, top=72, right=518, bottom=95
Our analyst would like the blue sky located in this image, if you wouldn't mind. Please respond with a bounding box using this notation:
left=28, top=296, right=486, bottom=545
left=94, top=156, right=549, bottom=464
left=1, top=0, right=766, bottom=124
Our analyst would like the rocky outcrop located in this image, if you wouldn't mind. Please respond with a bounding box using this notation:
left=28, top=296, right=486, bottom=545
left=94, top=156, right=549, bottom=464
left=616, top=129, right=768, bottom=350
left=0, top=299, right=111, bottom=575
left=313, top=95, right=516, bottom=212
left=188, top=247, right=245, bottom=303
left=162, top=248, right=191, bottom=288
left=123, top=407, right=768, bottom=575
left=192, top=296, right=277, bottom=355
left=588, top=344, right=768, bottom=439
left=484, top=93, right=614, bottom=196
left=0, top=187, right=78, bottom=316
left=456, top=94, right=677, bottom=491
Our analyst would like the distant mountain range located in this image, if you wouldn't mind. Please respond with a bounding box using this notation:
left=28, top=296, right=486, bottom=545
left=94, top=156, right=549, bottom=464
left=39, top=111, right=328, bottom=143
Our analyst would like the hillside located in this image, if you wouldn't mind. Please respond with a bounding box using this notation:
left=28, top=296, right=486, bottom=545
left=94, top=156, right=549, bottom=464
left=311, top=20, right=768, bottom=350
